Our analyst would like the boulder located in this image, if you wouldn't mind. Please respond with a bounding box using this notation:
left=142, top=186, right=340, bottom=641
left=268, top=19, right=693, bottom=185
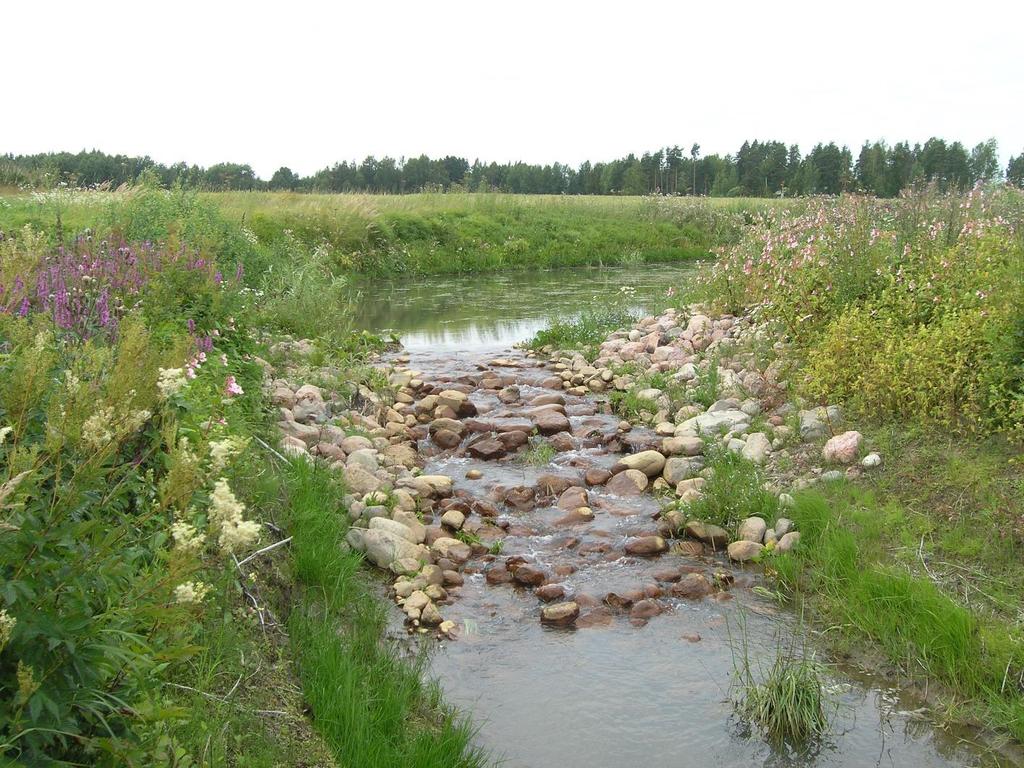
left=440, top=509, right=465, bottom=531
left=533, top=410, right=571, bottom=435
left=823, top=431, right=863, bottom=464
left=606, top=469, right=649, bottom=495
left=624, top=536, right=668, bottom=556
left=557, top=486, right=589, bottom=510
left=680, top=409, right=749, bottom=436
left=671, top=573, right=713, bottom=599
left=344, top=465, right=382, bottom=496
left=618, top=450, right=666, bottom=477
left=737, top=516, right=767, bottom=543
left=340, top=435, right=374, bottom=454
left=431, top=537, right=472, bottom=564
left=684, top=520, right=729, bottom=549
left=467, top=438, right=507, bottom=460
left=349, top=528, right=427, bottom=570
left=512, top=563, right=548, bottom=586
left=741, top=433, right=771, bottom=465
left=799, top=405, right=843, bottom=441
left=775, top=531, right=801, bottom=553
left=727, top=540, right=764, bottom=562
left=368, top=517, right=418, bottom=543
left=535, top=584, right=566, bottom=602
left=661, top=436, right=704, bottom=456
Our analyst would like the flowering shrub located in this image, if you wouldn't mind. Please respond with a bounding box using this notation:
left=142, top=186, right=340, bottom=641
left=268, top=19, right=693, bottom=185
left=0, top=228, right=264, bottom=762
left=0, top=228, right=243, bottom=342
left=694, top=187, right=1024, bottom=435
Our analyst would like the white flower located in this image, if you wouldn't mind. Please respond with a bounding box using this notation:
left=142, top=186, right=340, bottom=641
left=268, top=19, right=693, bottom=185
left=173, top=581, right=211, bottom=605
left=170, top=521, right=206, bottom=554
left=208, top=478, right=260, bottom=554
left=82, top=407, right=114, bottom=449
left=208, top=436, right=246, bottom=472
left=0, top=609, right=15, bottom=651
left=218, top=517, right=261, bottom=553
left=157, top=367, right=187, bottom=399
left=0, top=426, right=13, bottom=445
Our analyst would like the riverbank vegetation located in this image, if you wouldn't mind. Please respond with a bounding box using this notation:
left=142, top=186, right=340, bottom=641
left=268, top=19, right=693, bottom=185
left=1, top=188, right=766, bottom=277
left=4, top=137, right=1020, bottom=196
left=691, top=186, right=1024, bottom=741
left=0, top=189, right=487, bottom=765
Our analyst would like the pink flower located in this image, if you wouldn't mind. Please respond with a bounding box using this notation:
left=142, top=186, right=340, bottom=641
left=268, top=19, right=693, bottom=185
left=224, top=375, right=244, bottom=396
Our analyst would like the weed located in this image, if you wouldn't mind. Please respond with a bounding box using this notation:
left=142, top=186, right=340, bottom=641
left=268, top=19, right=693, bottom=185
left=682, top=446, right=780, bottom=532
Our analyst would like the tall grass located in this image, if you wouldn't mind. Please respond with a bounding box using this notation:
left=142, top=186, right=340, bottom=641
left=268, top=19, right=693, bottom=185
left=678, top=446, right=780, bottom=532
left=207, top=192, right=776, bottom=275
left=282, top=461, right=488, bottom=768
left=771, top=490, right=1024, bottom=742
left=731, top=624, right=832, bottom=748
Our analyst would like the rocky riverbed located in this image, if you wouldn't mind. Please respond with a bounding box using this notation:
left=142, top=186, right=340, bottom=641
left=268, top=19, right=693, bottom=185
left=270, top=306, right=886, bottom=640
left=263, top=304, right=1020, bottom=768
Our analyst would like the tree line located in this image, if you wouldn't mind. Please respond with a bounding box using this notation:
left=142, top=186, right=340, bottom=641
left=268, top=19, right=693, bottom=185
left=3, top=139, right=1023, bottom=196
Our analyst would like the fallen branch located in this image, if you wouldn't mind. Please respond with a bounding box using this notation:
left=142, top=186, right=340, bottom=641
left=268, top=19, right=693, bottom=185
left=236, top=536, right=293, bottom=568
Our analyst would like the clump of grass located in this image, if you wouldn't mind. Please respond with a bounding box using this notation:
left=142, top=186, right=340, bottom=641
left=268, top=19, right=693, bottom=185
left=527, top=308, right=636, bottom=356
left=521, top=436, right=557, bottom=466
left=690, top=352, right=721, bottom=409
left=733, top=643, right=832, bottom=747
left=682, top=445, right=779, bottom=531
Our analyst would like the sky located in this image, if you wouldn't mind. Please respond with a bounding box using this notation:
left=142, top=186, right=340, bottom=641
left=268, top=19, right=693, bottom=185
left=5, top=0, right=1023, bottom=179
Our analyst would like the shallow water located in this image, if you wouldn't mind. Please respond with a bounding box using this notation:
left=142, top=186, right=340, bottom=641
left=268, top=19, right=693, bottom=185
left=355, top=267, right=1018, bottom=768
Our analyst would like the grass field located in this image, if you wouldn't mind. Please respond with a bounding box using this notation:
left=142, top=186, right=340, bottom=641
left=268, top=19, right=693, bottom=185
left=0, top=189, right=788, bottom=276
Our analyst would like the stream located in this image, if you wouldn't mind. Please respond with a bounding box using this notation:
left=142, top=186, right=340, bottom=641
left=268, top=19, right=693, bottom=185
left=347, top=265, right=1016, bottom=768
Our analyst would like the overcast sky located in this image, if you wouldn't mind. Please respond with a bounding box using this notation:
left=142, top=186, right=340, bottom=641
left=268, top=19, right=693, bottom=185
left=6, top=1, right=1023, bottom=178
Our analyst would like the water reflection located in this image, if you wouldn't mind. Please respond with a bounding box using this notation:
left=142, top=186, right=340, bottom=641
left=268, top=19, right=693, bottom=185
left=343, top=264, right=695, bottom=350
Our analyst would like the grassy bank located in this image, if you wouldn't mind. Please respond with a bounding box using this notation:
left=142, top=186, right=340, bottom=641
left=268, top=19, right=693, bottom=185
left=212, top=191, right=775, bottom=275
left=688, top=188, right=1024, bottom=743
left=0, top=189, right=486, bottom=765
left=1, top=188, right=784, bottom=277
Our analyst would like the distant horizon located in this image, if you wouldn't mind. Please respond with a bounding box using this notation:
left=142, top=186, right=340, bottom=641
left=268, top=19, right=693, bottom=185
left=4, top=134, right=1019, bottom=182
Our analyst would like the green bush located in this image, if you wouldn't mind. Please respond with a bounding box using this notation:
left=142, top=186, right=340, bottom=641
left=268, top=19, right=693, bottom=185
left=695, top=188, right=1024, bottom=437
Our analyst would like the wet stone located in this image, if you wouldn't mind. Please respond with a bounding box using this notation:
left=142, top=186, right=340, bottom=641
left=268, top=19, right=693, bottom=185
left=540, top=601, right=580, bottom=626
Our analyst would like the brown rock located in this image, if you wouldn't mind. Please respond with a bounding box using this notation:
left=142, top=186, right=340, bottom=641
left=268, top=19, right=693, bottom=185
left=671, top=540, right=705, bottom=558
left=727, top=540, right=764, bottom=562
left=468, top=438, right=507, bottom=460
left=512, top=563, right=548, bottom=586
left=629, top=599, right=663, bottom=620
left=504, top=485, right=536, bottom=511
left=576, top=607, right=615, bottom=628
left=684, top=520, right=729, bottom=549
left=537, top=474, right=582, bottom=497
left=549, top=432, right=576, bottom=452
left=557, top=486, right=589, bottom=510
left=671, top=573, right=713, bottom=599
left=624, top=535, right=668, bottom=556
left=533, top=410, right=571, bottom=435
left=433, top=429, right=462, bottom=449
left=540, top=601, right=580, bottom=626
left=606, top=469, right=649, bottom=495
left=485, top=564, right=513, bottom=584
left=498, top=430, right=529, bottom=451
left=653, top=567, right=683, bottom=583
left=535, top=584, right=566, bottom=602
left=585, top=467, right=613, bottom=486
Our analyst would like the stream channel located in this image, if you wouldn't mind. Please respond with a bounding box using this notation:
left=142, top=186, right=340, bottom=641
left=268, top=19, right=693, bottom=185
left=345, top=265, right=1017, bottom=768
